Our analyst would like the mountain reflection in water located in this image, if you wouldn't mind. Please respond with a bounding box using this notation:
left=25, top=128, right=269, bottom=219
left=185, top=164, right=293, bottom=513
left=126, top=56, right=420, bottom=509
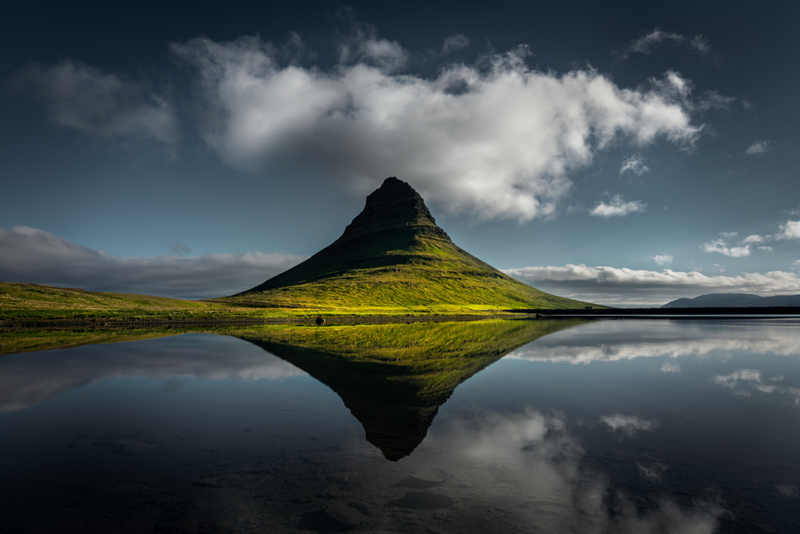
left=0, top=318, right=798, bottom=533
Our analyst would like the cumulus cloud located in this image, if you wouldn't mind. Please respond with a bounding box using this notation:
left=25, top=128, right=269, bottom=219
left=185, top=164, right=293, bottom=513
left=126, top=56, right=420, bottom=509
left=700, top=239, right=750, bottom=257
left=0, top=226, right=304, bottom=299
left=589, top=195, right=646, bottom=217
left=17, top=59, right=178, bottom=147
left=601, top=414, right=658, bottom=436
left=619, top=28, right=710, bottom=59
left=774, top=220, right=800, bottom=240
left=503, top=263, right=800, bottom=306
left=172, top=32, right=704, bottom=221
left=442, top=34, right=470, bottom=54
left=745, top=140, right=769, bottom=155
left=620, top=155, right=650, bottom=176
left=653, top=254, right=673, bottom=267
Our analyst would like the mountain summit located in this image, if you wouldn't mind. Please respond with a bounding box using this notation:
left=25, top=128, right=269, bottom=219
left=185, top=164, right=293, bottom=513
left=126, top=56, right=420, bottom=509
left=233, top=177, right=591, bottom=310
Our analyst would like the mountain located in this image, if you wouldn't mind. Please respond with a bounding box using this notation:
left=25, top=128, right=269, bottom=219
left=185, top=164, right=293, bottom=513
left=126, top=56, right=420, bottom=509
left=227, top=177, right=593, bottom=311
left=662, top=293, right=800, bottom=308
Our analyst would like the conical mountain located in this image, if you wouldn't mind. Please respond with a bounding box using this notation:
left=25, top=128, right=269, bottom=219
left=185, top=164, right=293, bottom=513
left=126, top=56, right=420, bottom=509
left=231, top=177, right=592, bottom=310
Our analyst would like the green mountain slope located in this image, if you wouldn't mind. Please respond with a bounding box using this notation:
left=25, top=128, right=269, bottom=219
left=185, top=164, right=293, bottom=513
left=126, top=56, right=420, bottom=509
left=224, top=177, right=595, bottom=312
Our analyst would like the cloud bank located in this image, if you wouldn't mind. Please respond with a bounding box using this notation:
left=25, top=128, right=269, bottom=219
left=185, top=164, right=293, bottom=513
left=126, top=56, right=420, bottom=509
left=506, top=317, right=800, bottom=364
left=0, top=226, right=304, bottom=299
left=18, top=60, right=178, bottom=147
left=171, top=32, right=703, bottom=221
left=504, top=264, right=800, bottom=306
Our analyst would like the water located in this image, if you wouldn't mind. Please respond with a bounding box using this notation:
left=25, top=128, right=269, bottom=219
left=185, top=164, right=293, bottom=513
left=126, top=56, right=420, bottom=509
left=1, top=319, right=798, bottom=533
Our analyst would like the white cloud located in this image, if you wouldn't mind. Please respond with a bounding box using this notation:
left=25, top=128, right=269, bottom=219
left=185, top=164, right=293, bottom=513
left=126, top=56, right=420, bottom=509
left=774, top=220, right=800, bottom=240
left=0, top=226, right=304, bottom=299
left=709, top=370, right=799, bottom=404
left=18, top=59, right=178, bottom=147
left=590, top=195, right=646, bottom=218
left=503, top=263, right=800, bottom=306
left=0, top=336, right=306, bottom=412
left=653, top=254, right=673, bottom=267
left=600, top=414, right=658, bottom=436
left=711, top=369, right=761, bottom=389
left=505, top=319, right=800, bottom=364
left=758, top=246, right=773, bottom=252
left=745, top=140, right=769, bottom=155
left=427, top=409, right=723, bottom=532
left=701, top=239, right=750, bottom=257
left=720, top=231, right=738, bottom=238
left=661, top=361, right=681, bottom=373
left=172, top=33, right=704, bottom=221
left=619, top=28, right=710, bottom=59
left=741, top=234, right=763, bottom=244
left=620, top=155, right=650, bottom=176
left=442, top=34, right=470, bottom=54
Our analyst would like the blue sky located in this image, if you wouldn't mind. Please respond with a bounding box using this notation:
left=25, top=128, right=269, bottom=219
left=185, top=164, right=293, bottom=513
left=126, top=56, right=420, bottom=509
left=2, top=0, right=800, bottom=305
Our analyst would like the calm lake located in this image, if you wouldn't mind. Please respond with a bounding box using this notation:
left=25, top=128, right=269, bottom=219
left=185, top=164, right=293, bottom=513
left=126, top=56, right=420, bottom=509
left=1, top=318, right=799, bottom=533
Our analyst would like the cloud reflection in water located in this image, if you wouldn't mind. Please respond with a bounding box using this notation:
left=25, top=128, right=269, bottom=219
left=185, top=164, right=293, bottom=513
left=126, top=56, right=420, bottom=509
left=0, top=334, right=305, bottom=412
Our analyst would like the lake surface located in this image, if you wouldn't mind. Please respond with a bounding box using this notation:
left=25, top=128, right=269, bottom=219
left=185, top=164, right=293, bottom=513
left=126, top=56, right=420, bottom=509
left=1, top=318, right=799, bottom=533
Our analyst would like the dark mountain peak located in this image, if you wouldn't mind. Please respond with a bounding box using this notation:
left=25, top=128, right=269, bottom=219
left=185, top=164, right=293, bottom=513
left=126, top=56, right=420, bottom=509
left=339, top=177, right=440, bottom=242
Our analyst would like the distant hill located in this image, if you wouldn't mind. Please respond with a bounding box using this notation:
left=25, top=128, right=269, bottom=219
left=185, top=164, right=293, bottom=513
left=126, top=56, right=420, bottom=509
left=226, top=177, right=595, bottom=312
left=662, top=293, right=800, bottom=308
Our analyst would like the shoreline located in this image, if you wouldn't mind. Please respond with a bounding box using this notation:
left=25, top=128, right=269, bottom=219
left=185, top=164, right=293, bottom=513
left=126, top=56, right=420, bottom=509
left=0, top=312, right=541, bottom=330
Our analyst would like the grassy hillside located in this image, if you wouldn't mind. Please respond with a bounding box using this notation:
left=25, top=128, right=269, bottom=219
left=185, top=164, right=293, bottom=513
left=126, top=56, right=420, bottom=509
left=0, top=282, right=240, bottom=322
left=0, top=281, right=552, bottom=323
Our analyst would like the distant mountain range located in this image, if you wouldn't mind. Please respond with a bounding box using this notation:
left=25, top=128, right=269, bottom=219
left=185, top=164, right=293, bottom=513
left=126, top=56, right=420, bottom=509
left=225, top=177, right=594, bottom=310
left=662, top=293, right=800, bottom=308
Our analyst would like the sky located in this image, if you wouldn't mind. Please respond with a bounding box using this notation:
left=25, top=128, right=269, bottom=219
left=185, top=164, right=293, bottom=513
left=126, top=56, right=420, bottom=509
left=2, top=0, right=800, bottom=306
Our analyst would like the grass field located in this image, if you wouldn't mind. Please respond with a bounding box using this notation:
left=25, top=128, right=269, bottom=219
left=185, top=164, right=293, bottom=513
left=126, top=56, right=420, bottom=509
left=0, top=278, right=601, bottom=325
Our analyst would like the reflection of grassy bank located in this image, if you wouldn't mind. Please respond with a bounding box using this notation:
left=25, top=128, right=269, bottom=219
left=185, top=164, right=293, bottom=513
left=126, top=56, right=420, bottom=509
left=0, top=327, right=195, bottom=356
left=230, top=319, right=587, bottom=460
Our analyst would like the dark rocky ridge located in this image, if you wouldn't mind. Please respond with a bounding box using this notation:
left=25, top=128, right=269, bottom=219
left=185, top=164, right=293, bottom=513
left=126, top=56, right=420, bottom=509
left=338, top=177, right=448, bottom=243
